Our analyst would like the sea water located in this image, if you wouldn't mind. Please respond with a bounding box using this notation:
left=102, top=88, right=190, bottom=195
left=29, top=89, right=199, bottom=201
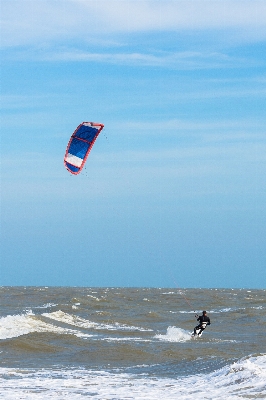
left=0, top=287, right=265, bottom=399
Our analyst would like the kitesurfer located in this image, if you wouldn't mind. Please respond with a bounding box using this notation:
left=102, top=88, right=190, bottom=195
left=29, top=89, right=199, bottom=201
left=193, top=311, right=210, bottom=336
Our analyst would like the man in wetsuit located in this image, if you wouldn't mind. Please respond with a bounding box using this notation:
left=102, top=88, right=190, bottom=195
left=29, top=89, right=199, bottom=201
left=193, top=311, right=210, bottom=336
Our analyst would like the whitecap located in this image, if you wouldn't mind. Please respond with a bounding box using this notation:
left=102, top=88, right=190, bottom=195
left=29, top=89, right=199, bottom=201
left=0, top=312, right=92, bottom=340
left=31, top=303, right=57, bottom=309
left=1, top=354, right=265, bottom=399
left=155, top=326, right=192, bottom=342
left=161, top=292, right=175, bottom=295
left=42, top=311, right=152, bottom=332
left=86, top=295, right=100, bottom=301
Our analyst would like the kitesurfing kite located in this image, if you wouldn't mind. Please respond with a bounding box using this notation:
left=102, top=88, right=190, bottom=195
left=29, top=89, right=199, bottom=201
left=64, top=122, right=104, bottom=175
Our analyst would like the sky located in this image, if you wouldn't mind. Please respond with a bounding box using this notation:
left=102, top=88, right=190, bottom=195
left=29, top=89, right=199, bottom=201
left=1, top=0, right=266, bottom=288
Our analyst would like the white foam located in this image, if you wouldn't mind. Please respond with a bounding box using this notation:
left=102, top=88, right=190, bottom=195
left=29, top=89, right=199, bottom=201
left=42, top=311, right=152, bottom=332
left=102, top=337, right=150, bottom=343
left=155, top=326, right=192, bottom=342
left=87, top=294, right=100, bottom=301
left=30, top=303, right=57, bottom=309
left=209, top=307, right=247, bottom=313
left=179, top=310, right=202, bottom=314
left=179, top=308, right=240, bottom=314
left=0, top=312, right=92, bottom=340
left=161, top=292, right=175, bottom=294
left=42, top=310, right=98, bottom=329
left=0, top=355, right=265, bottom=399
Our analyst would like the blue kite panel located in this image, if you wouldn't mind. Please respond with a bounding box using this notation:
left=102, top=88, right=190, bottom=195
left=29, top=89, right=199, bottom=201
left=68, top=138, right=90, bottom=159
left=65, top=162, right=80, bottom=173
left=74, top=125, right=99, bottom=142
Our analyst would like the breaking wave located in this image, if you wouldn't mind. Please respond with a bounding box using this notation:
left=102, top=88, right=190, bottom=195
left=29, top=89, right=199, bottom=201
left=155, top=326, right=192, bottom=342
left=0, top=354, right=265, bottom=399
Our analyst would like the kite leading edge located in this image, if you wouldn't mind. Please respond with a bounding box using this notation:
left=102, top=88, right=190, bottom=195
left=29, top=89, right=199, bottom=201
left=64, top=122, right=104, bottom=175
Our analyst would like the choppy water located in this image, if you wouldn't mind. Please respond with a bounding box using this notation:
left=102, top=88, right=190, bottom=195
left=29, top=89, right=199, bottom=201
left=0, top=287, right=265, bottom=399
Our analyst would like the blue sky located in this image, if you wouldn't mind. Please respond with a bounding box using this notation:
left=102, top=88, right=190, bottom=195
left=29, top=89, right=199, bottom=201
left=1, top=0, right=266, bottom=288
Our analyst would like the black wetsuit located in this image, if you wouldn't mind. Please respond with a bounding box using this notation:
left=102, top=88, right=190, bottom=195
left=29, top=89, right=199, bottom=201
left=194, top=315, right=210, bottom=335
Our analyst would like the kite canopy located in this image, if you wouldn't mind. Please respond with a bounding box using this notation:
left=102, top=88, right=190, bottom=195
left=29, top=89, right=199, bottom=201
left=64, top=122, right=104, bottom=175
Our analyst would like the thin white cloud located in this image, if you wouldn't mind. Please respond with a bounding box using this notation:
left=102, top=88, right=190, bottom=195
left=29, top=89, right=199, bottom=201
left=45, top=49, right=235, bottom=68
left=78, top=0, right=266, bottom=32
left=37, top=49, right=217, bottom=68
left=4, top=47, right=260, bottom=70
left=1, top=0, right=266, bottom=47
left=0, top=94, right=62, bottom=110
left=118, top=118, right=266, bottom=133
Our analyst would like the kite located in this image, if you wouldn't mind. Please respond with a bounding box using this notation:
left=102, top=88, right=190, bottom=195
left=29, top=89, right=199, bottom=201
left=64, top=122, right=104, bottom=175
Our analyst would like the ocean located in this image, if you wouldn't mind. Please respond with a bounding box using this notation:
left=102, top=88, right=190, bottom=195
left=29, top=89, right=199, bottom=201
left=0, top=287, right=265, bottom=399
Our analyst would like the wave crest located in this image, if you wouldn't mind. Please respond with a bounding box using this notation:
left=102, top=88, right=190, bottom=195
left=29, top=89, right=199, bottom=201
left=155, top=326, right=192, bottom=342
